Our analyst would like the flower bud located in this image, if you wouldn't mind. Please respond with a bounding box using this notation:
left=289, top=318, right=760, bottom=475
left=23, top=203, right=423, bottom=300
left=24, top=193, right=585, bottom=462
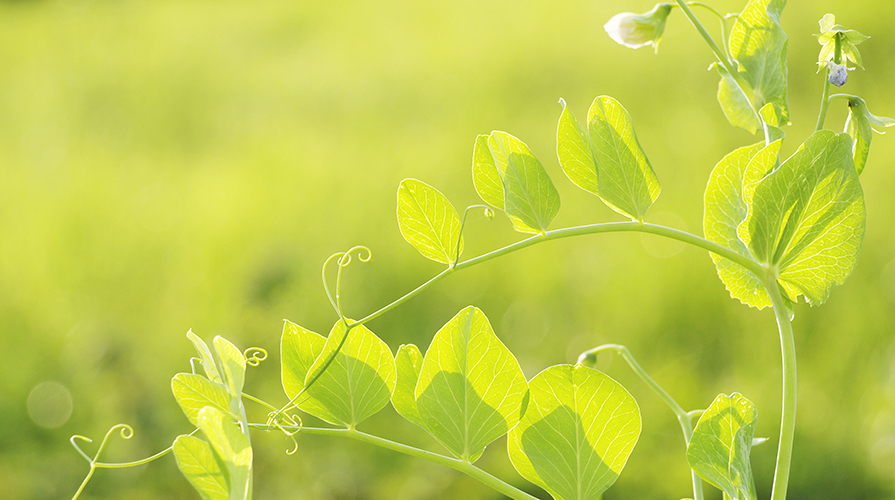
left=604, top=3, right=674, bottom=53
left=828, top=62, right=848, bottom=87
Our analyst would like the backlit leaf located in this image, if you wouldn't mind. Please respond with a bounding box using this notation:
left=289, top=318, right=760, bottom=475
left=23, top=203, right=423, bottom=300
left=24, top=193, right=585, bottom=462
left=172, top=373, right=234, bottom=427
left=281, top=320, right=327, bottom=400
left=300, top=321, right=396, bottom=427
left=214, top=336, right=246, bottom=397
left=173, top=434, right=229, bottom=500
left=397, top=179, right=463, bottom=264
left=557, top=97, right=660, bottom=221
left=687, top=393, right=758, bottom=500
left=473, top=131, right=560, bottom=233
left=844, top=97, right=895, bottom=175
left=187, top=330, right=222, bottom=384
left=703, top=141, right=779, bottom=308
left=415, top=306, right=528, bottom=461
left=196, top=406, right=252, bottom=500
left=718, top=0, right=789, bottom=134
left=392, top=343, right=424, bottom=428
left=508, top=364, right=641, bottom=500
left=743, top=130, right=865, bottom=305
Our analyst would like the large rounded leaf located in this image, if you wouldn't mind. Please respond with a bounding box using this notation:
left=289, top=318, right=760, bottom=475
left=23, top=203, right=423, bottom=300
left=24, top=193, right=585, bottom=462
left=508, top=365, right=641, bottom=500
left=397, top=179, right=463, bottom=264
left=415, top=306, right=528, bottom=461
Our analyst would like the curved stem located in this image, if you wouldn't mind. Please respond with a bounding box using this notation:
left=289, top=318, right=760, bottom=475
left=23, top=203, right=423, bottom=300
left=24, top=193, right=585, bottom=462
left=766, top=280, right=797, bottom=500
left=249, top=424, right=539, bottom=500
left=579, top=344, right=704, bottom=500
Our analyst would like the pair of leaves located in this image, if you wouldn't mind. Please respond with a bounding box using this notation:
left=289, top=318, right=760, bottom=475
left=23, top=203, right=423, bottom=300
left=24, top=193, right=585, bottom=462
left=172, top=332, right=253, bottom=500
left=392, top=306, right=641, bottom=500
left=281, top=319, right=396, bottom=427
left=557, top=96, right=661, bottom=221
left=704, top=130, right=865, bottom=308
left=687, top=393, right=758, bottom=500
left=717, top=0, right=790, bottom=134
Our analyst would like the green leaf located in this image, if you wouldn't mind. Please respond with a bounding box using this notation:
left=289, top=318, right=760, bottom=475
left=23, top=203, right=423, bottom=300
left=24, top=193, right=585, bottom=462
left=472, top=131, right=560, bottom=233
left=742, top=130, right=865, bottom=305
left=703, top=141, right=780, bottom=309
left=280, top=320, right=327, bottom=401
left=557, top=97, right=660, bottom=221
left=196, top=406, right=252, bottom=500
left=719, top=0, right=789, bottom=134
left=844, top=97, right=895, bottom=175
left=415, top=306, right=528, bottom=461
left=299, top=321, right=396, bottom=427
left=172, top=373, right=235, bottom=427
left=173, top=434, right=230, bottom=500
left=214, top=336, right=246, bottom=397
left=392, top=344, right=424, bottom=428
left=687, top=393, right=758, bottom=500
left=507, top=365, right=641, bottom=500
left=188, top=330, right=222, bottom=384
left=397, top=179, right=464, bottom=264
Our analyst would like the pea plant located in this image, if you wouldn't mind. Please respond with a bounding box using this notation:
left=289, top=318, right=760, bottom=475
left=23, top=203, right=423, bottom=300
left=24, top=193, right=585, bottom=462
left=70, top=1, right=892, bottom=499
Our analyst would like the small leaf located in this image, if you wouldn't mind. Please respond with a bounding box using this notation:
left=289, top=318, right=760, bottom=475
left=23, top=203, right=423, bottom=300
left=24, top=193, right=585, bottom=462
left=188, top=330, right=222, bottom=383
left=196, top=406, right=252, bottom=500
left=300, top=321, right=397, bottom=427
left=172, top=373, right=235, bottom=427
left=392, top=344, right=424, bottom=428
left=281, top=320, right=327, bottom=401
left=397, top=179, right=464, bottom=264
left=415, top=306, right=528, bottom=461
left=173, top=435, right=230, bottom=500
left=508, top=365, right=641, bottom=500
left=472, top=131, right=560, bottom=233
left=844, top=97, right=895, bottom=175
left=214, top=336, right=246, bottom=398
left=703, top=141, right=780, bottom=309
left=743, top=130, right=865, bottom=305
left=719, top=0, right=789, bottom=133
left=687, top=393, right=758, bottom=500
left=557, top=97, right=661, bottom=221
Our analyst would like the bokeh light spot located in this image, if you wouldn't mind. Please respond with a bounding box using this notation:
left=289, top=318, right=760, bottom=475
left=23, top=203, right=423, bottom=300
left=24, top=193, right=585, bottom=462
left=27, top=381, right=73, bottom=429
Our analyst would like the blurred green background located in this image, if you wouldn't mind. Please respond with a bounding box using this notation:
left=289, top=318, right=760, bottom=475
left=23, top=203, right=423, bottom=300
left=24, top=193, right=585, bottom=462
left=2, top=0, right=894, bottom=498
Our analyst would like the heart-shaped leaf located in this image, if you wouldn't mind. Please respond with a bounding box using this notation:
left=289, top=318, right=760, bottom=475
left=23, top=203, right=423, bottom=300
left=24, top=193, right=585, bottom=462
left=742, top=130, right=865, bottom=305
left=173, top=434, right=230, bottom=500
left=415, top=306, right=528, bottom=461
left=473, top=131, right=560, bottom=234
left=687, top=393, right=758, bottom=500
left=397, top=179, right=464, bottom=264
left=557, top=97, right=661, bottom=221
left=288, top=320, right=396, bottom=427
left=508, top=364, right=641, bottom=500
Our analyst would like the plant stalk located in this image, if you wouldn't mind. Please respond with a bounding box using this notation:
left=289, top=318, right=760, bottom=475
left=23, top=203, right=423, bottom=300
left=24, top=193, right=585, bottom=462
left=765, top=278, right=797, bottom=500
left=815, top=32, right=843, bottom=131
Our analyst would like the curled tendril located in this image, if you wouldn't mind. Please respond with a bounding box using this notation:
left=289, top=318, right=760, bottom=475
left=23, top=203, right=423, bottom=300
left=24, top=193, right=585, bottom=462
left=72, top=424, right=168, bottom=500
left=70, top=424, right=135, bottom=465
left=265, top=411, right=303, bottom=455
left=188, top=356, right=202, bottom=375
left=322, top=245, right=372, bottom=321
left=244, top=347, right=268, bottom=367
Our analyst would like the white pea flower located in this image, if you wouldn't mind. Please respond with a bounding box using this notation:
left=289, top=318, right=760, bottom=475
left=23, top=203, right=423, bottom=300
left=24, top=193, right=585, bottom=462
left=604, top=3, right=674, bottom=53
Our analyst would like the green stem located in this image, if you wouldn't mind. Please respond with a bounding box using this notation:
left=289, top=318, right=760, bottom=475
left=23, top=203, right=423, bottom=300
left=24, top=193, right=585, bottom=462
left=249, top=424, right=539, bottom=500
left=765, top=279, right=797, bottom=500
left=579, top=344, right=704, bottom=500
left=816, top=33, right=843, bottom=131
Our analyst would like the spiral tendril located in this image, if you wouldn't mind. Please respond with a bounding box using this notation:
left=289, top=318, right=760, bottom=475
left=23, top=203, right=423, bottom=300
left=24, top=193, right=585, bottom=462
left=244, top=347, right=268, bottom=367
